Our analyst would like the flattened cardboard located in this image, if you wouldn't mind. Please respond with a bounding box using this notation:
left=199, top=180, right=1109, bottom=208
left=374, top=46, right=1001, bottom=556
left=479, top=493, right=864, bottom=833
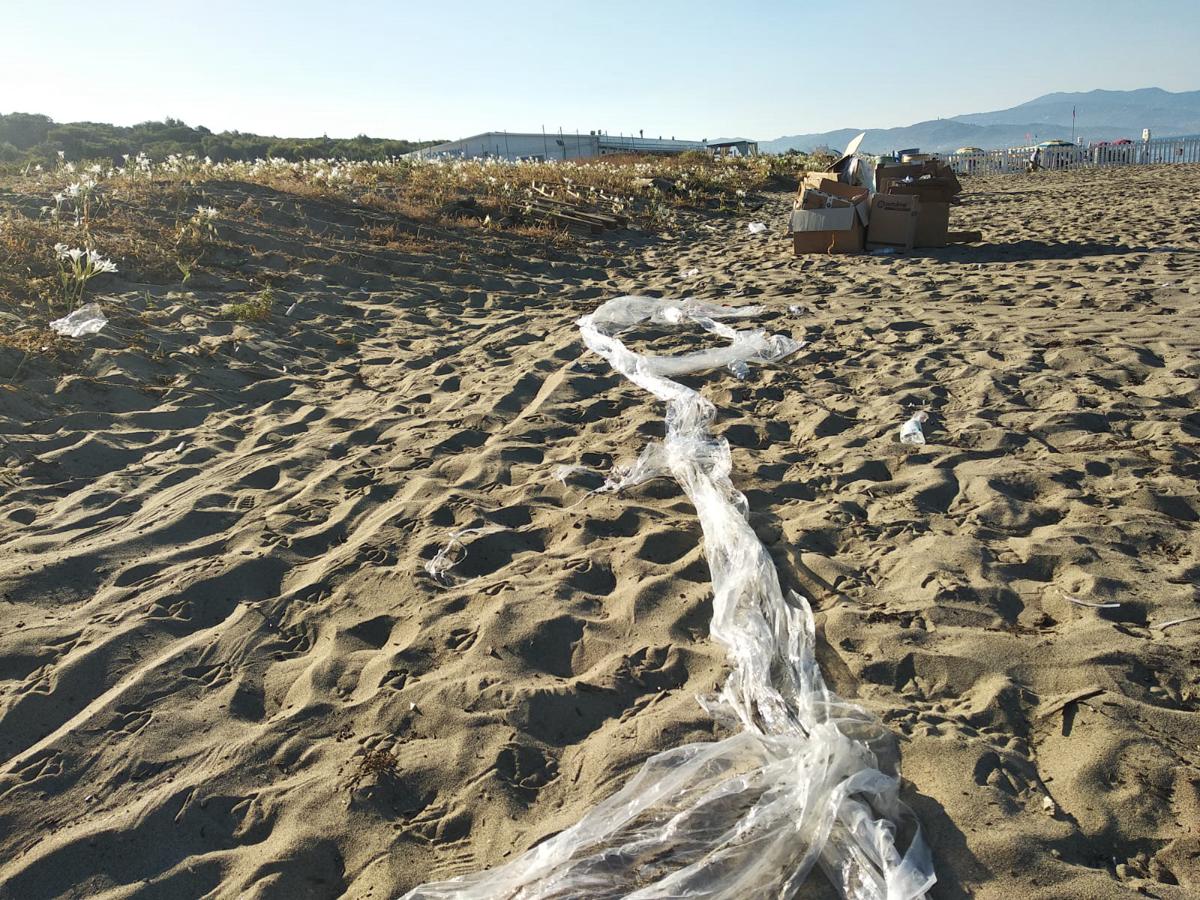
left=790, top=206, right=858, bottom=233
left=866, top=193, right=918, bottom=250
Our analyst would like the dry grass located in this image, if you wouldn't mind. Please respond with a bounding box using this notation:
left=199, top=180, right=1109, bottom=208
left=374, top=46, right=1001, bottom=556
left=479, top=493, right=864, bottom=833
left=0, top=150, right=826, bottom=340
left=347, top=749, right=399, bottom=794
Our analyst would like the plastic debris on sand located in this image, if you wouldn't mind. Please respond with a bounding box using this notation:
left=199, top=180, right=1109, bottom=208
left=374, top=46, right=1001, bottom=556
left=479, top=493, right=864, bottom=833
left=425, top=526, right=505, bottom=583
left=899, top=411, right=929, bottom=445
left=403, top=296, right=935, bottom=899
left=49, top=303, right=107, bottom=337
left=1062, top=592, right=1121, bottom=610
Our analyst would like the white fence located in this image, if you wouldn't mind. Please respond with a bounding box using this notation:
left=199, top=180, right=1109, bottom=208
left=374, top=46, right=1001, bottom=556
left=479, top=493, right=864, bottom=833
left=939, top=136, right=1200, bottom=176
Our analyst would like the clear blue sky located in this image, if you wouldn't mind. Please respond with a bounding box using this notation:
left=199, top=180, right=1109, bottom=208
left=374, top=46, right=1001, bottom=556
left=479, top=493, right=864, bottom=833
left=2, top=0, right=1196, bottom=141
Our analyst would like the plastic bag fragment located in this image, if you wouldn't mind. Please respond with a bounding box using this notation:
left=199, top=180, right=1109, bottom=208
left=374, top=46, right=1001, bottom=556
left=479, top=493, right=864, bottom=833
left=50, top=302, right=107, bottom=337
left=424, top=526, right=504, bottom=583
left=403, top=296, right=934, bottom=899
left=898, top=411, right=929, bottom=445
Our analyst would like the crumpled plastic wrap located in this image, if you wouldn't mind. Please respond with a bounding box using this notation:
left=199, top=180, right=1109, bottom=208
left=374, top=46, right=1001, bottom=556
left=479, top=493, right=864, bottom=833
left=402, top=297, right=935, bottom=900
left=49, top=302, right=107, bottom=337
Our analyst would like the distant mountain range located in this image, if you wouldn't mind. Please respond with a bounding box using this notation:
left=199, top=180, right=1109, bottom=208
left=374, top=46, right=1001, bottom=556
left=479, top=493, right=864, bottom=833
left=761, top=88, right=1200, bottom=154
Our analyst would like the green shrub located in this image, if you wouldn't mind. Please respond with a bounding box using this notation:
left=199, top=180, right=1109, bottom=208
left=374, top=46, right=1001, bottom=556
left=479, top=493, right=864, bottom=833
left=221, top=287, right=274, bottom=322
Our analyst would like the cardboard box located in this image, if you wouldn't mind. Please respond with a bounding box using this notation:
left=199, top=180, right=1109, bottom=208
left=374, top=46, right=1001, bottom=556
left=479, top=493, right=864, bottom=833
left=797, top=176, right=867, bottom=218
left=874, top=163, right=923, bottom=195
left=876, top=161, right=962, bottom=198
left=886, top=178, right=958, bottom=205
left=866, top=193, right=918, bottom=250
left=935, top=164, right=963, bottom=196
left=914, top=201, right=949, bottom=248
left=800, top=173, right=868, bottom=202
left=790, top=201, right=868, bottom=254
left=799, top=190, right=853, bottom=210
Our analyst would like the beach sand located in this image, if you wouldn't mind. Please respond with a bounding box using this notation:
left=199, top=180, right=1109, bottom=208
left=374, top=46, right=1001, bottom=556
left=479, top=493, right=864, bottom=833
left=2, top=165, right=1199, bottom=898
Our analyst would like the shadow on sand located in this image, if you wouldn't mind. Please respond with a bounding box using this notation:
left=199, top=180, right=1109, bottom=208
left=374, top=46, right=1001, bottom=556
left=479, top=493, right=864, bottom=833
left=913, top=240, right=1197, bottom=264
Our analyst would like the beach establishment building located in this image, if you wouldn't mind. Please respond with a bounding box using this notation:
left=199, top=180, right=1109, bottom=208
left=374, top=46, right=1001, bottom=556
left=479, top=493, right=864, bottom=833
left=707, top=139, right=759, bottom=157
left=405, top=131, right=711, bottom=162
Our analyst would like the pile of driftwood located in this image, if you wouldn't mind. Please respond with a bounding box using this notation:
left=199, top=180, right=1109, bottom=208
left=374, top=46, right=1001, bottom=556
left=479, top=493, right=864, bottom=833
left=503, top=186, right=628, bottom=235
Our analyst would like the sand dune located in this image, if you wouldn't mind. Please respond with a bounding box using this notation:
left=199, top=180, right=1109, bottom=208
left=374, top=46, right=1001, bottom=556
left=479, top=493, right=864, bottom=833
left=2, top=165, right=1199, bottom=898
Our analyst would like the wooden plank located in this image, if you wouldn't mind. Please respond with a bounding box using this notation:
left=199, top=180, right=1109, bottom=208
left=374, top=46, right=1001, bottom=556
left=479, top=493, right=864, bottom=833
left=526, top=204, right=615, bottom=229
left=524, top=194, right=622, bottom=228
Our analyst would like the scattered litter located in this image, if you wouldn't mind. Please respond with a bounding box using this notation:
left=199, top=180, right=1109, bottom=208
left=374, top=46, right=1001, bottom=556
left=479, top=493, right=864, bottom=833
left=49, top=303, right=107, bottom=337
left=788, top=304, right=806, bottom=314
left=1042, top=795, right=1056, bottom=813
left=285, top=301, right=300, bottom=316
left=553, top=464, right=590, bottom=485
left=899, top=411, right=929, bottom=445
left=408, top=702, right=418, bottom=712
left=1155, top=613, right=1200, bottom=630
left=174, top=441, right=186, bottom=454
left=1062, top=592, right=1121, bottom=609
left=746, top=222, right=767, bottom=234
left=789, top=141, right=968, bottom=255
left=405, top=296, right=935, bottom=898
left=682, top=267, right=700, bottom=278
left=424, top=526, right=505, bottom=583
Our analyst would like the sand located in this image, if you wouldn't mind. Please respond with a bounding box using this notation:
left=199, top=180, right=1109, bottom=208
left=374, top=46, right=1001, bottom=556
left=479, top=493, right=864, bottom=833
left=1, top=164, right=1199, bottom=898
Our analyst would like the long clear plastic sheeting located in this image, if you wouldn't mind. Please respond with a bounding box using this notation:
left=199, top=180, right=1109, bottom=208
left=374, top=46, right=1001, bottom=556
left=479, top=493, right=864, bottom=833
left=402, top=297, right=935, bottom=900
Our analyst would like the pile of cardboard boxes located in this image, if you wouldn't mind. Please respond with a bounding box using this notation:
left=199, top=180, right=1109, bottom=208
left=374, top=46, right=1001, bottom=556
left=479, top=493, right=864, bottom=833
left=789, top=152, right=974, bottom=255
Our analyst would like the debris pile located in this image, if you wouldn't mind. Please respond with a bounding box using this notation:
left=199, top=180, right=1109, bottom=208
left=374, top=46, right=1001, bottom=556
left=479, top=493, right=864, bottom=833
left=501, top=185, right=628, bottom=235
left=789, top=136, right=982, bottom=254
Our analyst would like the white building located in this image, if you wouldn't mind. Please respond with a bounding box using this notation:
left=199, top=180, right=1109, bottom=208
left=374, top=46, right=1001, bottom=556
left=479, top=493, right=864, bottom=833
left=405, top=131, right=708, bottom=162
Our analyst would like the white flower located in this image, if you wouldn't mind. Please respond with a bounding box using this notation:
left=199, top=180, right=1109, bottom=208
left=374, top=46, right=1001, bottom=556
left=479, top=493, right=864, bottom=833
left=54, top=243, right=70, bottom=258
left=89, top=253, right=118, bottom=274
